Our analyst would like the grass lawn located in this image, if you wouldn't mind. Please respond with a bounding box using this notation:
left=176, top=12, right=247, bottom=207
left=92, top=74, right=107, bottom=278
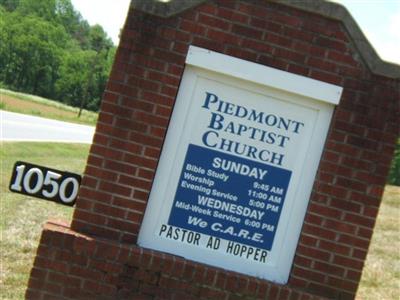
left=0, top=142, right=398, bottom=299
left=357, top=184, right=400, bottom=299
left=0, top=88, right=98, bottom=126
left=0, top=142, right=90, bottom=300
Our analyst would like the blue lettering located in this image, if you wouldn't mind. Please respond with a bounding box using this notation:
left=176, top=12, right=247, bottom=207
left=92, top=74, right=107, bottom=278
left=202, top=131, right=218, bottom=148
left=202, top=92, right=219, bottom=109
left=208, top=112, right=224, bottom=130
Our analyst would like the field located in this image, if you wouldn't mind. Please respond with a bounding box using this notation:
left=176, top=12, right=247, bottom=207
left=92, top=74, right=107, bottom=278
left=0, top=142, right=90, bottom=299
left=0, top=142, right=398, bottom=299
left=0, top=91, right=398, bottom=299
left=357, top=184, right=400, bottom=299
left=0, top=89, right=98, bottom=126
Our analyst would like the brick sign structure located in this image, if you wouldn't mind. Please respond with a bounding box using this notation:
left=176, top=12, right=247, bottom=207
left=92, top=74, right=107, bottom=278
left=26, top=0, right=399, bottom=299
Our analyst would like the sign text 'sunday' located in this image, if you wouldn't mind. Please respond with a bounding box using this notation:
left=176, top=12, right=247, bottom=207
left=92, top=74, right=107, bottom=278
left=159, top=91, right=302, bottom=261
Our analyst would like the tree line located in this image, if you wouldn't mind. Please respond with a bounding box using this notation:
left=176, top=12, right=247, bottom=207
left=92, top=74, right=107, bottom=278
left=0, top=0, right=116, bottom=112
left=388, top=139, right=400, bottom=186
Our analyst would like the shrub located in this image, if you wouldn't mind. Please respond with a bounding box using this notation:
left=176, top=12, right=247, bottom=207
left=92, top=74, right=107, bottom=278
left=388, top=138, right=400, bottom=186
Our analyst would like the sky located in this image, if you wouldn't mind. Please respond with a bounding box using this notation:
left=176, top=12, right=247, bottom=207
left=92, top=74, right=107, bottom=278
left=71, top=0, right=400, bottom=65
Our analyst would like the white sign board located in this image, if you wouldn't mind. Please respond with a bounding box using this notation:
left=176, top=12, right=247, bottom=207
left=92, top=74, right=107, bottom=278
left=138, top=46, right=342, bottom=283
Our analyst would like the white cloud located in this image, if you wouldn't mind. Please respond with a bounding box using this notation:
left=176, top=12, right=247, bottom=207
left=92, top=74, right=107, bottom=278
left=328, top=0, right=400, bottom=64
left=365, top=8, right=400, bottom=64
left=389, top=9, right=400, bottom=39
left=71, top=0, right=131, bottom=45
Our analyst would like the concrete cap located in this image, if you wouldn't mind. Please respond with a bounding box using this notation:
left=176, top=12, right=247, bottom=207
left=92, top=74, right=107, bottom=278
left=131, top=0, right=400, bottom=79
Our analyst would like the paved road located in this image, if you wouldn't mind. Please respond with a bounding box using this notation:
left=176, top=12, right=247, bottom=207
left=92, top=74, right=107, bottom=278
left=0, top=110, right=95, bottom=144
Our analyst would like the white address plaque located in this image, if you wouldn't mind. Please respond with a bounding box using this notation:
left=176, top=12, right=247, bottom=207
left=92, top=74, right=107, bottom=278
left=138, top=46, right=342, bottom=284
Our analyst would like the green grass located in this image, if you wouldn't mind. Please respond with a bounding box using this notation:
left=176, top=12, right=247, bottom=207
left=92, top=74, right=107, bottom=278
left=0, top=142, right=90, bottom=300
left=357, top=185, right=400, bottom=299
left=0, top=88, right=98, bottom=126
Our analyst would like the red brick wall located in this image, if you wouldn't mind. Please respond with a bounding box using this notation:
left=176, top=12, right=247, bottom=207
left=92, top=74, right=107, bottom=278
left=26, top=0, right=399, bottom=299
left=27, top=221, right=324, bottom=299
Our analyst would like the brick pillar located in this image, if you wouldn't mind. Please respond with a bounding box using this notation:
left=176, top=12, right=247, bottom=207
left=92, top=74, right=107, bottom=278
left=26, top=1, right=399, bottom=299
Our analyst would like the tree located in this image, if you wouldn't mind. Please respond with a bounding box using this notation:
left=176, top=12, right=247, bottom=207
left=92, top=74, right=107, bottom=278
left=0, top=0, right=116, bottom=111
left=76, top=24, right=113, bottom=116
left=16, top=0, right=57, bottom=21
left=0, top=0, right=19, bottom=11
left=0, top=13, right=68, bottom=96
left=55, top=0, right=91, bottom=49
left=55, top=50, right=94, bottom=107
left=388, top=138, right=400, bottom=186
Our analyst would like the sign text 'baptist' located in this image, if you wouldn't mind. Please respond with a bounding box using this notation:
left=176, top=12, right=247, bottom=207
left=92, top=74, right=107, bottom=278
left=201, top=92, right=305, bottom=166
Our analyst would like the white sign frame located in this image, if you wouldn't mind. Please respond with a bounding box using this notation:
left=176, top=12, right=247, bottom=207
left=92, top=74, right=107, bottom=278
left=138, top=46, right=342, bottom=284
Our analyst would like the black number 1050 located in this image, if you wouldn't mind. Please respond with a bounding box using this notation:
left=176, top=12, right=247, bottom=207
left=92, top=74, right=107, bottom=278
left=9, top=161, right=82, bottom=206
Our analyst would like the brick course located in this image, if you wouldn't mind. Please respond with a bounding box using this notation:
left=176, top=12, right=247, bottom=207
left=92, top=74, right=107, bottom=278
left=28, top=221, right=326, bottom=299
left=27, top=0, right=399, bottom=299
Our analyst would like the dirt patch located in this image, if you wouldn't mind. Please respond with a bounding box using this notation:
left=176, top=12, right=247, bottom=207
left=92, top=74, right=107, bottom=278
left=1, top=94, right=78, bottom=118
left=0, top=92, right=97, bottom=125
